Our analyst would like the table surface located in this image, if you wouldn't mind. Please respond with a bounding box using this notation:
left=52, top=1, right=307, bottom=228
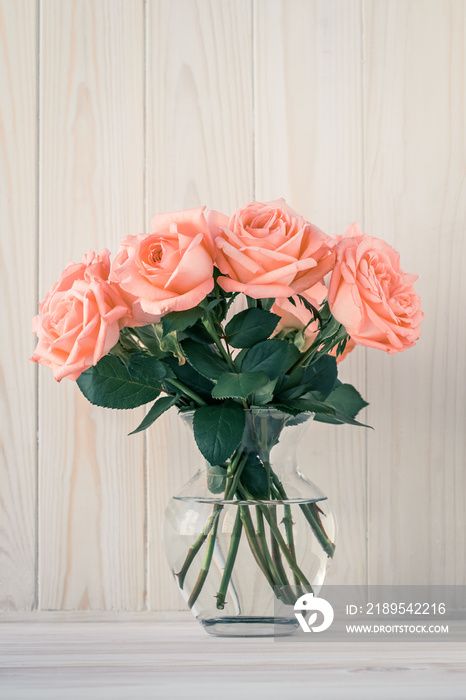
left=0, top=620, right=465, bottom=700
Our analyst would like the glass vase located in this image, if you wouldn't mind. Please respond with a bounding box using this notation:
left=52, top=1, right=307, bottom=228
left=162, top=409, right=336, bottom=637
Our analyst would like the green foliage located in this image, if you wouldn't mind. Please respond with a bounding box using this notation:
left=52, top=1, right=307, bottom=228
left=225, top=309, right=280, bottom=348
left=164, top=356, right=215, bottom=402
left=241, top=339, right=300, bottom=379
left=161, top=307, right=204, bottom=334
left=206, top=465, right=227, bottom=494
left=128, top=354, right=175, bottom=382
left=129, top=394, right=179, bottom=435
left=77, top=354, right=163, bottom=409
left=193, top=401, right=245, bottom=465
left=314, top=383, right=370, bottom=427
left=252, top=378, right=278, bottom=406
left=76, top=276, right=371, bottom=488
left=240, top=453, right=269, bottom=499
left=181, top=339, right=229, bottom=380
left=212, top=371, right=270, bottom=400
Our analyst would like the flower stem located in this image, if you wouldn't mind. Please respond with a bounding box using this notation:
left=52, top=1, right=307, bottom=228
left=187, top=511, right=220, bottom=609
left=164, top=378, right=207, bottom=407
left=215, top=509, right=243, bottom=609
left=203, top=314, right=236, bottom=373
left=271, top=470, right=335, bottom=559
left=239, top=506, right=275, bottom=588
left=283, top=504, right=301, bottom=587
left=269, top=504, right=292, bottom=587
left=258, top=503, right=312, bottom=588
left=255, top=507, right=283, bottom=587
left=177, top=504, right=221, bottom=589
left=300, top=502, right=335, bottom=558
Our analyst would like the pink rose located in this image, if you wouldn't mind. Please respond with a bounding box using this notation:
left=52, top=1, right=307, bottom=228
left=207, top=199, right=336, bottom=299
left=31, top=250, right=137, bottom=381
left=272, top=283, right=327, bottom=351
left=110, top=207, right=215, bottom=317
left=328, top=224, right=423, bottom=353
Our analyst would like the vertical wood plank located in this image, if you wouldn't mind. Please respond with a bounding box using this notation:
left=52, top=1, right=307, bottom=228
left=255, top=0, right=367, bottom=584
left=0, top=0, right=37, bottom=611
left=38, top=0, right=146, bottom=609
left=145, top=0, right=254, bottom=609
left=364, top=0, right=466, bottom=584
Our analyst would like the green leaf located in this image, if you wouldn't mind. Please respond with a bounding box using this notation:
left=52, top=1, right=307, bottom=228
left=77, top=354, right=162, bottom=409
left=164, top=356, right=215, bottom=401
left=280, top=397, right=338, bottom=417
left=128, top=354, right=175, bottom=382
left=314, top=383, right=370, bottom=427
left=297, top=295, right=323, bottom=328
left=193, top=401, right=245, bottom=465
left=257, top=298, right=276, bottom=312
left=274, top=367, right=304, bottom=396
left=207, top=465, right=227, bottom=494
left=119, top=326, right=167, bottom=358
left=129, top=394, right=179, bottom=435
left=181, top=339, right=229, bottom=380
left=211, top=371, right=270, bottom=400
left=225, top=309, right=281, bottom=348
left=252, top=377, right=278, bottom=406
left=162, top=307, right=204, bottom=334
left=233, top=347, right=249, bottom=371
left=153, top=324, right=186, bottom=363
left=241, top=339, right=301, bottom=379
left=183, top=321, right=214, bottom=345
left=240, top=453, right=269, bottom=499
left=301, top=355, right=337, bottom=400
left=327, top=383, right=368, bottom=416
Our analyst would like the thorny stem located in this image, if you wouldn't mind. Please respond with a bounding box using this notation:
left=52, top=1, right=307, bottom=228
left=177, top=505, right=221, bottom=590
left=187, top=513, right=220, bottom=609
left=271, top=472, right=335, bottom=559
left=176, top=449, right=245, bottom=591
left=215, top=509, right=243, bottom=609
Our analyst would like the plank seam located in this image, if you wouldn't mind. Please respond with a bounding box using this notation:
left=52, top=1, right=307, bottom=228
left=251, top=0, right=256, bottom=201
left=34, top=0, right=41, bottom=613
left=360, top=0, right=369, bottom=589
left=143, top=0, right=148, bottom=612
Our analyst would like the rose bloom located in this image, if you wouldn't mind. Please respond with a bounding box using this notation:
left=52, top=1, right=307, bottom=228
left=207, top=199, right=336, bottom=299
left=110, top=207, right=214, bottom=317
left=31, top=250, right=142, bottom=381
left=328, top=224, right=423, bottom=353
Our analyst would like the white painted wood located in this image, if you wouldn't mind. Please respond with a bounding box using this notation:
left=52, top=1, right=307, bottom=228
left=0, top=0, right=464, bottom=616
left=38, top=0, right=146, bottom=610
left=0, top=622, right=465, bottom=700
left=254, top=0, right=367, bottom=585
left=145, top=0, right=254, bottom=609
left=364, top=0, right=466, bottom=585
left=0, top=0, right=37, bottom=611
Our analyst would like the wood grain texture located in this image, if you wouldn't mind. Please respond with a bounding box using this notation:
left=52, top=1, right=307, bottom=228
left=38, top=0, right=146, bottom=610
left=1, top=0, right=465, bottom=616
left=254, top=0, right=367, bottom=585
left=1, top=622, right=466, bottom=700
left=364, top=0, right=466, bottom=585
left=0, top=0, right=37, bottom=611
left=145, top=0, right=254, bottom=609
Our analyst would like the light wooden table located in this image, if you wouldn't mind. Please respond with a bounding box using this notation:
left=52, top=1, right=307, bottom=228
left=0, top=620, right=465, bottom=699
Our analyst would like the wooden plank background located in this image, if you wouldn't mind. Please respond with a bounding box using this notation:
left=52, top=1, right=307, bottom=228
left=0, top=0, right=464, bottom=615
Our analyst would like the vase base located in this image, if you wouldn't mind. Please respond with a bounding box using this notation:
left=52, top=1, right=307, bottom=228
left=200, top=616, right=299, bottom=638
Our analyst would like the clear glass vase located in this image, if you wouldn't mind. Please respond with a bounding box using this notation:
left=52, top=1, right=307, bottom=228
left=162, top=409, right=336, bottom=637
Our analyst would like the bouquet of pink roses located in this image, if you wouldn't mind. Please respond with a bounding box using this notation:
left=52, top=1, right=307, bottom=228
left=31, top=199, right=423, bottom=612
